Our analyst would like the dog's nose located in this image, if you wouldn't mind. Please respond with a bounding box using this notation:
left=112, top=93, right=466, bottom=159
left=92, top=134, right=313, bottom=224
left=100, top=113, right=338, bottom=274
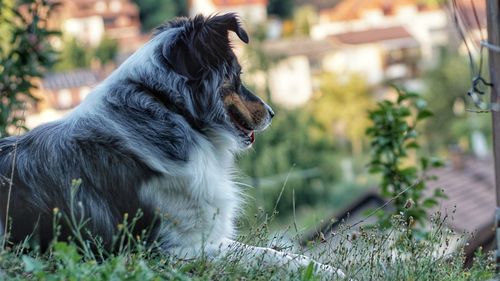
left=266, top=104, right=275, bottom=118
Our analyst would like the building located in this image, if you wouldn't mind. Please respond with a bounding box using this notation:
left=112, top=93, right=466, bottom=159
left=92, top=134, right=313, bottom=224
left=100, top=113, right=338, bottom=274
left=50, top=0, right=143, bottom=52
left=27, top=69, right=103, bottom=128
left=309, top=0, right=450, bottom=84
left=39, top=69, right=102, bottom=110
left=262, top=38, right=336, bottom=107
left=325, top=26, right=420, bottom=84
left=189, top=0, right=268, bottom=24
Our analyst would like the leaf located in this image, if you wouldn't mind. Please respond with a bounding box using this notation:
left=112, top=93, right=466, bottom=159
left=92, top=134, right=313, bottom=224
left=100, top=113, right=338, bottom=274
left=433, top=188, right=448, bottom=199
left=422, top=198, right=439, bottom=208
left=420, top=157, right=429, bottom=170
left=22, top=255, right=45, bottom=273
left=417, top=109, right=433, bottom=120
left=368, top=166, right=382, bottom=174
left=430, top=158, right=445, bottom=168
left=302, top=262, right=315, bottom=281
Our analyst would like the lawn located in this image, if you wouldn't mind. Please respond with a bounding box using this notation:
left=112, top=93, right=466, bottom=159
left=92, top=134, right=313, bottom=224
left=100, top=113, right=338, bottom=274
left=0, top=214, right=495, bottom=281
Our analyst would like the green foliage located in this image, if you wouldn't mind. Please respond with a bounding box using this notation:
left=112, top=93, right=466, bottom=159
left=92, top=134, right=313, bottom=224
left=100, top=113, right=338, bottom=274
left=0, top=210, right=494, bottom=280
left=0, top=0, right=60, bottom=138
left=238, top=107, right=340, bottom=216
left=54, top=36, right=118, bottom=71
left=94, top=36, right=118, bottom=66
left=310, top=73, right=375, bottom=155
left=422, top=51, right=492, bottom=153
left=132, top=0, right=187, bottom=32
left=267, top=0, right=294, bottom=19
left=54, top=37, right=91, bottom=71
left=366, top=88, right=446, bottom=231
left=292, top=5, right=316, bottom=36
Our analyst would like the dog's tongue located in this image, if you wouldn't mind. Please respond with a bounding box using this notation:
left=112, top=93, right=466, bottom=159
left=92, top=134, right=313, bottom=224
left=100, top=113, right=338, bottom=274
left=250, top=131, right=255, bottom=143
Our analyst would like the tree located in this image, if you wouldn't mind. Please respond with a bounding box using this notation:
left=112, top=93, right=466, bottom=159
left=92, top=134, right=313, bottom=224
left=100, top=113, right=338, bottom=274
left=93, top=36, right=118, bottom=66
left=267, top=0, right=294, bottom=19
left=0, top=0, right=60, bottom=137
left=54, top=36, right=118, bottom=71
left=53, top=37, right=90, bottom=71
left=238, top=106, right=341, bottom=215
left=422, top=51, right=492, bottom=153
left=132, top=0, right=187, bottom=32
left=309, top=73, right=375, bottom=155
left=366, top=88, right=445, bottom=231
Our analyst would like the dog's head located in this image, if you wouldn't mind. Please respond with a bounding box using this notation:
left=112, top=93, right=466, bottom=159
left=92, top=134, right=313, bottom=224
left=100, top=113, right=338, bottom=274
left=154, top=14, right=274, bottom=149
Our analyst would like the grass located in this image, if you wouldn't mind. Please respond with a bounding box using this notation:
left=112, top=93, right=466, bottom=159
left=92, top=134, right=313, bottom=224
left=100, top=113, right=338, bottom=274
left=0, top=210, right=496, bottom=281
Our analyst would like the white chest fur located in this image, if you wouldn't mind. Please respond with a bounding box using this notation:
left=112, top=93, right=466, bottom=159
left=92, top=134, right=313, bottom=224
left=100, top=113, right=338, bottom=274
left=138, top=137, right=241, bottom=257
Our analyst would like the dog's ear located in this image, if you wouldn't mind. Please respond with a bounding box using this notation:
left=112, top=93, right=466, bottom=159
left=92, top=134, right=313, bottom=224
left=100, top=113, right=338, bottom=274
left=205, top=13, right=249, bottom=44
left=162, top=14, right=249, bottom=80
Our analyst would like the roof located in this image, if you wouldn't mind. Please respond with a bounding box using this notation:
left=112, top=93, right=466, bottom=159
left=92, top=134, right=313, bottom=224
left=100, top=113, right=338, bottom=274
left=323, top=0, right=439, bottom=21
left=329, top=26, right=414, bottom=45
left=426, top=156, right=495, bottom=233
left=42, top=69, right=102, bottom=91
left=294, top=0, right=342, bottom=11
left=306, top=156, right=495, bottom=259
left=212, top=0, right=267, bottom=7
left=453, top=0, right=487, bottom=30
left=262, top=38, right=336, bottom=58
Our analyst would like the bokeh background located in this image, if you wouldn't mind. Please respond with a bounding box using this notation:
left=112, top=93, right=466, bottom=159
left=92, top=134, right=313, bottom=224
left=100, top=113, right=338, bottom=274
left=0, top=0, right=495, bottom=261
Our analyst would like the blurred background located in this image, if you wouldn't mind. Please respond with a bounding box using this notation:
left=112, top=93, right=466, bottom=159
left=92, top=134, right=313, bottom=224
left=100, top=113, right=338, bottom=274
left=0, top=0, right=495, bottom=262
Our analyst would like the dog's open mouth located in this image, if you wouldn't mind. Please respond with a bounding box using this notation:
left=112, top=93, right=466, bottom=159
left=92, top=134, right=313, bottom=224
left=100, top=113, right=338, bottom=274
left=228, top=112, right=255, bottom=145
left=236, top=122, right=255, bottom=144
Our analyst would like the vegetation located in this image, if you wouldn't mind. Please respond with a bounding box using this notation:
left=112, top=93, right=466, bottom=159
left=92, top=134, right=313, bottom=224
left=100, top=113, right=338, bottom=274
left=0, top=1, right=497, bottom=281
left=54, top=36, right=118, bottom=71
left=310, top=73, right=375, bottom=155
left=0, top=209, right=495, bottom=280
left=0, top=0, right=59, bottom=137
left=267, top=0, right=295, bottom=19
left=422, top=51, right=492, bottom=154
left=132, top=0, right=187, bottom=32
left=366, top=88, right=447, bottom=232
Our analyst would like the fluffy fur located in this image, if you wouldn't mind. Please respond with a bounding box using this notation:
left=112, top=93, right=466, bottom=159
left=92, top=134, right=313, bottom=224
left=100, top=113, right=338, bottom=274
left=0, top=14, right=343, bottom=278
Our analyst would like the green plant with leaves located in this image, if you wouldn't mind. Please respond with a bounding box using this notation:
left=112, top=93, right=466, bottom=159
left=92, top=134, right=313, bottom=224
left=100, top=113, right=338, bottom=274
left=93, top=36, right=118, bottom=66
left=0, top=0, right=60, bottom=138
left=366, top=88, right=446, bottom=231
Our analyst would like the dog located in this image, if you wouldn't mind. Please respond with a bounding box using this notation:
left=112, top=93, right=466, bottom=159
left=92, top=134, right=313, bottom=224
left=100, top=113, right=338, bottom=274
left=0, top=14, right=344, bottom=278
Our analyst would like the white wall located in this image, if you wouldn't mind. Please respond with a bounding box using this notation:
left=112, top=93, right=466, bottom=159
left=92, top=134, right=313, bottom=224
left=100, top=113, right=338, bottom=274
left=269, top=56, right=313, bottom=108
left=323, top=45, right=383, bottom=84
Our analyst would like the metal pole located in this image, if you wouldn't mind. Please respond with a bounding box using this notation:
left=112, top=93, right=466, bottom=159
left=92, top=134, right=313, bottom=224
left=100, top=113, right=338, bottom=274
left=486, top=0, right=500, bottom=274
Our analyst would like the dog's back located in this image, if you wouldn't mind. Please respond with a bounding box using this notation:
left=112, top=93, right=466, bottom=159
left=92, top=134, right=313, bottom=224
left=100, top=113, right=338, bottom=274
left=0, top=118, right=161, bottom=250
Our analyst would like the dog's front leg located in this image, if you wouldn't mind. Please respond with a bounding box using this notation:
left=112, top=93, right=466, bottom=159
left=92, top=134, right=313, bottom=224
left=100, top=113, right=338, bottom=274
left=207, top=239, right=345, bottom=279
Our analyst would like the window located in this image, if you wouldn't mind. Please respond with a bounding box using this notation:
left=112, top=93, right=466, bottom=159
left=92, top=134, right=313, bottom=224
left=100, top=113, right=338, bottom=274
left=58, top=89, right=73, bottom=109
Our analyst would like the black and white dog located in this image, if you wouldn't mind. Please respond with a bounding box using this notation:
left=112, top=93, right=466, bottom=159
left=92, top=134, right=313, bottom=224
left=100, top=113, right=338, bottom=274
left=0, top=14, right=343, bottom=277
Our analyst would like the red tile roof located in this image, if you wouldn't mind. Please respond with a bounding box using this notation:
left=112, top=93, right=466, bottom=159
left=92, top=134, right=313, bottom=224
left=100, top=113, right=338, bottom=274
left=323, top=0, right=438, bottom=21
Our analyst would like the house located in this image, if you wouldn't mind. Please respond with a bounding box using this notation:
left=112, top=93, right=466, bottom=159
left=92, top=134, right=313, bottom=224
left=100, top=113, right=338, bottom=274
left=189, top=0, right=268, bottom=24
left=310, top=0, right=450, bottom=84
left=261, top=37, right=336, bottom=107
left=325, top=26, right=420, bottom=84
left=38, top=69, right=102, bottom=111
left=49, top=0, right=143, bottom=52
left=27, top=69, right=103, bottom=129
left=306, top=156, right=495, bottom=266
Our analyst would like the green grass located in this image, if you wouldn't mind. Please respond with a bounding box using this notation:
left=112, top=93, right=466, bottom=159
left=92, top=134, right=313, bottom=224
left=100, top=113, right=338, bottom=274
left=0, top=212, right=495, bottom=281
